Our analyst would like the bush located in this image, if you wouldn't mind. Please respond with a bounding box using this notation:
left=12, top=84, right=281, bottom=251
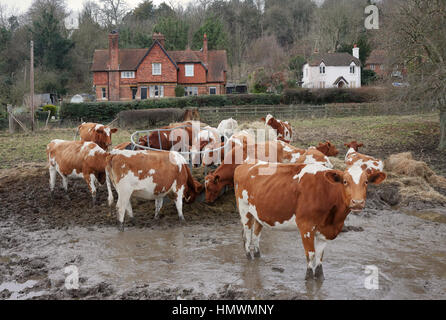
left=60, top=94, right=281, bottom=122
left=175, top=85, right=185, bottom=97
left=282, top=88, right=380, bottom=105
left=42, top=104, right=57, bottom=118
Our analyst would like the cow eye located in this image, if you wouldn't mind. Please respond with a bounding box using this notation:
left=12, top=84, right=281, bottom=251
left=343, top=180, right=348, bottom=185
left=365, top=181, right=368, bottom=185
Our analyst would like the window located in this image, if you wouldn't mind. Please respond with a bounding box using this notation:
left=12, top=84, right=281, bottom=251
left=121, top=71, right=135, bottom=78
left=185, top=64, right=194, bottom=77
left=209, top=87, right=217, bottom=95
left=131, top=87, right=137, bottom=100
left=319, top=81, right=325, bottom=88
left=319, top=65, right=325, bottom=74
left=152, top=63, right=161, bottom=75
left=370, top=64, right=375, bottom=70
left=149, top=85, right=164, bottom=98
left=101, top=87, right=106, bottom=100
left=350, top=81, right=356, bottom=88
left=350, top=65, right=355, bottom=74
left=184, top=87, right=198, bottom=96
left=141, top=87, right=147, bottom=100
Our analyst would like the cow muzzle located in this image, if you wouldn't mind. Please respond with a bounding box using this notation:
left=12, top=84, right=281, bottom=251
left=349, top=199, right=365, bottom=212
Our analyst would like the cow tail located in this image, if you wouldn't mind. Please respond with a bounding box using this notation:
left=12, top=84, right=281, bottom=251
left=74, top=124, right=81, bottom=141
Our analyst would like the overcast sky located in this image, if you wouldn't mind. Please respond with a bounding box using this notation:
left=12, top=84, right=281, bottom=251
left=1, top=0, right=193, bottom=15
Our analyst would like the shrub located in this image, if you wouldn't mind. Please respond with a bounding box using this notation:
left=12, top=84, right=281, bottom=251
left=42, top=104, right=57, bottom=118
left=174, top=85, right=185, bottom=97
left=282, top=88, right=380, bottom=105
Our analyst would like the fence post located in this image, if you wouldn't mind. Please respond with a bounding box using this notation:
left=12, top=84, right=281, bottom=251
left=7, top=104, right=14, bottom=134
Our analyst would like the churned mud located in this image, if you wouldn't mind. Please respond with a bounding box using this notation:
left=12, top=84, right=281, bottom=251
left=1, top=165, right=445, bottom=299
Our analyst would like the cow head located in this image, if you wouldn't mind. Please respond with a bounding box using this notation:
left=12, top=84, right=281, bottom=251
left=93, top=126, right=118, bottom=151
left=344, top=141, right=363, bottom=152
left=317, top=141, right=339, bottom=157
left=205, top=172, right=223, bottom=203
left=184, top=180, right=203, bottom=204
left=139, top=135, right=149, bottom=147
left=325, top=167, right=386, bottom=212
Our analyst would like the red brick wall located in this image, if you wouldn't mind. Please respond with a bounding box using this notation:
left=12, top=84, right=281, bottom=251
left=137, top=44, right=177, bottom=83
left=93, top=72, right=108, bottom=86
left=177, top=63, right=207, bottom=84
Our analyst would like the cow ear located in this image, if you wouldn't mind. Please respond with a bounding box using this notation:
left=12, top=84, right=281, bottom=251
left=344, top=143, right=349, bottom=147
left=325, top=170, right=343, bottom=184
left=358, top=143, right=364, bottom=148
left=326, top=141, right=331, bottom=147
left=260, top=117, right=265, bottom=122
left=368, top=172, right=386, bottom=185
left=111, top=128, right=118, bottom=133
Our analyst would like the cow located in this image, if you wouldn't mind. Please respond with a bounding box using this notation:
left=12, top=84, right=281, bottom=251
left=296, top=148, right=334, bottom=168
left=233, top=162, right=386, bottom=280
left=315, top=141, right=339, bottom=157
left=183, top=109, right=200, bottom=121
left=205, top=140, right=291, bottom=203
left=77, top=122, right=118, bottom=151
left=46, top=140, right=109, bottom=205
left=105, top=149, right=203, bottom=230
left=261, top=114, right=293, bottom=143
left=344, top=141, right=384, bottom=174
left=277, top=140, right=333, bottom=168
left=217, top=118, right=238, bottom=141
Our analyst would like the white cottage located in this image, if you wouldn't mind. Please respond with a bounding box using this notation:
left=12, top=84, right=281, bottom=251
left=302, top=46, right=361, bottom=89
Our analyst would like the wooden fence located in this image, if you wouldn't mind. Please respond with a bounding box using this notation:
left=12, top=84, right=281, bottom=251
left=198, top=103, right=435, bottom=126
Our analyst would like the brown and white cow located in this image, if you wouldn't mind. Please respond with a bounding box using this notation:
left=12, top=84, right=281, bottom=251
left=105, top=149, right=203, bottom=230
left=261, top=114, right=293, bottom=143
left=315, top=141, right=339, bottom=157
left=234, top=162, right=386, bottom=280
left=344, top=141, right=384, bottom=175
left=78, top=122, right=118, bottom=151
left=205, top=140, right=291, bottom=203
left=46, top=140, right=109, bottom=204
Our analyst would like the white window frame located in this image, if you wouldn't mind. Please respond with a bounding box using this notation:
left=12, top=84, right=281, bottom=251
left=185, top=64, right=194, bottom=77
left=185, top=86, right=198, bottom=96
left=149, top=85, right=164, bottom=98
left=350, top=65, right=355, bottom=74
left=121, top=71, right=135, bottom=79
left=319, top=63, right=326, bottom=74
left=319, top=81, right=325, bottom=88
left=101, top=87, right=106, bottom=100
left=370, top=64, right=375, bottom=70
left=209, top=87, right=217, bottom=95
left=152, top=63, right=162, bottom=75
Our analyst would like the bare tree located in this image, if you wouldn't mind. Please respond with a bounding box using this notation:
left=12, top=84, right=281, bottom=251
left=99, top=0, right=129, bottom=29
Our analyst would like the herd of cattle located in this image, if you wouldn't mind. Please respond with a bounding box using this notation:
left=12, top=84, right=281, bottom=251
left=46, top=115, right=386, bottom=280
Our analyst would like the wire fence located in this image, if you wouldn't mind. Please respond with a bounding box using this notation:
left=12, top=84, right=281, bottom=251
left=198, top=103, right=437, bottom=126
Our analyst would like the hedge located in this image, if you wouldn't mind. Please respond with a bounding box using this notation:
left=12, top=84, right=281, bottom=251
left=282, top=88, right=380, bottom=105
left=60, top=93, right=281, bottom=122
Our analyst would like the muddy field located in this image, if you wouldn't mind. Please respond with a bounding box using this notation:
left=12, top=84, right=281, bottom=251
left=1, top=162, right=445, bottom=300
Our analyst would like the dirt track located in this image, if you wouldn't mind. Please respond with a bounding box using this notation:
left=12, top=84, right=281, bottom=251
left=1, top=164, right=445, bottom=299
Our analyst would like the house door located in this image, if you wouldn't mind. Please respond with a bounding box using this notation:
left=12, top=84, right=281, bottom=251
left=338, top=82, right=345, bottom=88
left=141, top=87, right=147, bottom=100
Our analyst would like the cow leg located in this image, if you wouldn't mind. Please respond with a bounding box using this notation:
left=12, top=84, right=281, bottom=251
left=175, top=186, right=185, bottom=222
left=299, top=228, right=316, bottom=280
left=154, top=198, right=164, bottom=219
left=241, top=213, right=254, bottom=259
left=252, top=220, right=263, bottom=258
left=126, top=201, right=133, bottom=218
left=105, top=170, right=114, bottom=208
left=116, top=190, right=131, bottom=231
left=84, top=173, right=97, bottom=206
left=49, top=166, right=56, bottom=195
left=314, top=232, right=327, bottom=280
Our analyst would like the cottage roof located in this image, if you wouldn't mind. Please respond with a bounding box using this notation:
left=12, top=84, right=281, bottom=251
left=307, top=52, right=361, bottom=67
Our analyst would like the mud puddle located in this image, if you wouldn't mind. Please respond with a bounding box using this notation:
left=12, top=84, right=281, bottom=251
left=1, top=208, right=445, bottom=299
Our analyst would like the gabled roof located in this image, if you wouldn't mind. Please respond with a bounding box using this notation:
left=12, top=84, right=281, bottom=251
left=366, top=49, right=386, bottom=65
left=91, top=41, right=228, bottom=82
left=307, top=52, right=361, bottom=67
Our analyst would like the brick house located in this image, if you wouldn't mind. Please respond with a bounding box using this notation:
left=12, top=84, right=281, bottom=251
left=91, top=31, right=228, bottom=101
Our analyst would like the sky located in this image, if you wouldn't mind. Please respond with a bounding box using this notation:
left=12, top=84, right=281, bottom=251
left=1, top=0, right=193, bottom=15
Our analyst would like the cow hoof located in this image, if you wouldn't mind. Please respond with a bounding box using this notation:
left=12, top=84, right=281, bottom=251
left=246, top=252, right=253, bottom=260
left=179, top=217, right=186, bottom=223
left=118, top=223, right=125, bottom=232
left=153, top=215, right=159, bottom=220
left=253, top=250, right=261, bottom=258
left=305, top=268, right=314, bottom=280
left=314, top=265, right=324, bottom=280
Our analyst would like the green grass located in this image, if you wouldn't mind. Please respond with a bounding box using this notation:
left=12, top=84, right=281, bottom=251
left=0, top=128, right=133, bottom=169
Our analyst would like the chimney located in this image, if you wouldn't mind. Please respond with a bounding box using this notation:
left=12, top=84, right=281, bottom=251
left=108, top=30, right=120, bottom=101
left=203, top=33, right=208, bottom=65
left=108, top=30, right=119, bottom=70
left=353, top=44, right=359, bottom=59
left=153, top=32, right=165, bottom=48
